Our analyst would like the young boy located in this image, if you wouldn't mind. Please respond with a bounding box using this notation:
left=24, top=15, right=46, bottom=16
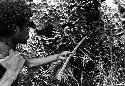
left=0, top=1, right=71, bottom=86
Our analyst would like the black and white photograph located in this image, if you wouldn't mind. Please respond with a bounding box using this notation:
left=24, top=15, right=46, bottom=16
left=0, top=0, right=124, bottom=86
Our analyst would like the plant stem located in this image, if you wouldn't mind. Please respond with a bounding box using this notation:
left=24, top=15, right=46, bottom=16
left=57, top=36, right=87, bottom=80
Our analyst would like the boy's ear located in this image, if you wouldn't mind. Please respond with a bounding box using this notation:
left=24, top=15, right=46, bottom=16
left=11, top=23, right=19, bottom=33
left=15, top=26, right=20, bottom=33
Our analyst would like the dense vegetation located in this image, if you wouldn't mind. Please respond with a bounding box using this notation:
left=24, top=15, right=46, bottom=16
left=16, top=0, right=124, bottom=86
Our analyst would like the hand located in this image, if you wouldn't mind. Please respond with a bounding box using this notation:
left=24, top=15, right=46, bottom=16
left=57, top=51, right=72, bottom=61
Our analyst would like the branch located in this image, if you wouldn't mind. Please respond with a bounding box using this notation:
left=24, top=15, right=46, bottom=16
left=56, top=36, right=88, bottom=81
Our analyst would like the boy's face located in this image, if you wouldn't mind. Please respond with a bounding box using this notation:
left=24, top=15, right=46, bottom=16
left=14, top=25, right=29, bottom=44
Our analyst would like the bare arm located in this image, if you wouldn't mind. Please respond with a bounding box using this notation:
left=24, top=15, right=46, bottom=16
left=25, top=54, right=59, bottom=67
left=22, top=51, right=71, bottom=67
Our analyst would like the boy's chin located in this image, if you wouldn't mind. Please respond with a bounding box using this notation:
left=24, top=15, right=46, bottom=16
left=21, top=41, right=27, bottom=44
left=14, top=39, right=27, bottom=44
left=20, top=39, right=27, bottom=44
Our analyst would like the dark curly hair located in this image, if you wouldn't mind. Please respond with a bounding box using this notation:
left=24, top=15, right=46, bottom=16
left=0, top=0, right=33, bottom=36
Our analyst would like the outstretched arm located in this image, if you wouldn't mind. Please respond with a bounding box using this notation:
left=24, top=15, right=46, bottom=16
left=26, top=54, right=59, bottom=67
left=22, top=51, right=71, bottom=67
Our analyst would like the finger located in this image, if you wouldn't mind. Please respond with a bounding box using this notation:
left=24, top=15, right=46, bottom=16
left=63, top=52, right=72, bottom=57
left=63, top=51, right=71, bottom=54
left=61, top=51, right=70, bottom=55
